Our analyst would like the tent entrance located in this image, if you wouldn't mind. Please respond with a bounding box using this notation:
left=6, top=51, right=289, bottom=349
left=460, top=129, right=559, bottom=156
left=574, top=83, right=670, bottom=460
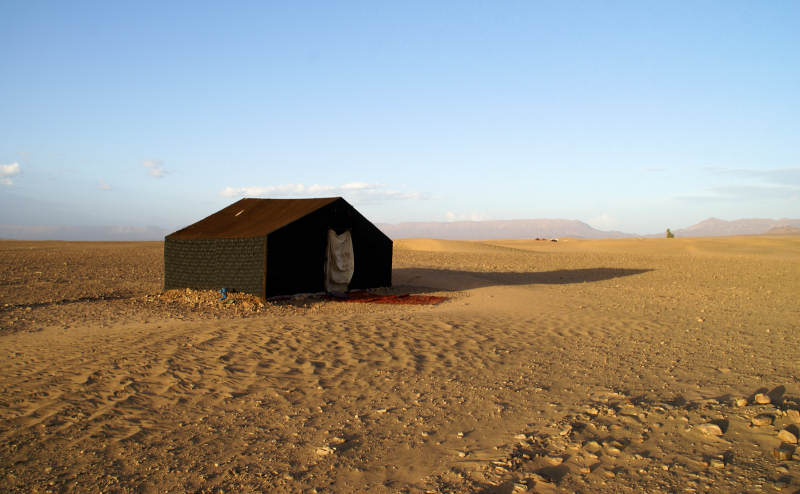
left=325, top=229, right=354, bottom=293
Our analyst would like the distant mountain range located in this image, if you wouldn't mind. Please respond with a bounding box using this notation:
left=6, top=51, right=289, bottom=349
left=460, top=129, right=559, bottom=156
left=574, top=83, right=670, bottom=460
left=377, top=219, right=632, bottom=240
left=2, top=217, right=799, bottom=241
left=378, top=217, right=800, bottom=240
left=672, top=218, right=800, bottom=237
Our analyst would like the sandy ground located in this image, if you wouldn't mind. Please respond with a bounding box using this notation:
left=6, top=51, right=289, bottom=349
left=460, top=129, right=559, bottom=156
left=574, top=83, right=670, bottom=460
left=1, top=236, right=799, bottom=493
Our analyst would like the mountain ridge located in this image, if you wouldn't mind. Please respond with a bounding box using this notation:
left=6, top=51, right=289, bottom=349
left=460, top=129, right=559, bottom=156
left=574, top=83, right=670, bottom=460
left=2, top=217, right=799, bottom=241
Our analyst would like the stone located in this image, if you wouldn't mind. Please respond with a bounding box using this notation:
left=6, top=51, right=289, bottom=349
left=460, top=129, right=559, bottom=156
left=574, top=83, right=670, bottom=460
left=545, top=456, right=563, bottom=466
left=709, top=459, right=725, bottom=469
left=751, top=414, right=774, bottom=427
left=772, top=444, right=794, bottom=460
left=754, top=393, right=771, bottom=404
left=584, top=440, right=602, bottom=453
left=777, top=429, right=798, bottom=444
left=695, top=423, right=723, bottom=436
left=734, top=398, right=748, bottom=408
left=315, top=446, right=334, bottom=456
left=786, top=409, right=800, bottom=424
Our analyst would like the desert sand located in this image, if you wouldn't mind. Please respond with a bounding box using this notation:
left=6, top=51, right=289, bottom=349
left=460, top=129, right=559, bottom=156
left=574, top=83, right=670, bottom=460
left=1, top=236, right=799, bottom=493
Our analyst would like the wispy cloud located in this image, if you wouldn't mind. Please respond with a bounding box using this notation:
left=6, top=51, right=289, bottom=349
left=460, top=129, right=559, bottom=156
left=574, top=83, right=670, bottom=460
left=98, top=179, right=112, bottom=191
left=679, top=167, right=800, bottom=202
left=444, top=211, right=490, bottom=222
left=1, top=162, right=21, bottom=185
left=220, top=182, right=426, bottom=202
left=143, top=159, right=167, bottom=178
left=588, top=213, right=618, bottom=229
left=678, top=185, right=800, bottom=202
left=708, top=167, right=800, bottom=186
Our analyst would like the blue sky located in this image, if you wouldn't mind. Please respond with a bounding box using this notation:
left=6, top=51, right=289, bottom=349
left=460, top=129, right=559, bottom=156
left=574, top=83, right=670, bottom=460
left=2, top=1, right=799, bottom=235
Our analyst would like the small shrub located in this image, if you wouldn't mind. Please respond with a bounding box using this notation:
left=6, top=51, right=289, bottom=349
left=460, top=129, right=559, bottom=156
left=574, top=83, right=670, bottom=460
left=666, top=228, right=675, bottom=239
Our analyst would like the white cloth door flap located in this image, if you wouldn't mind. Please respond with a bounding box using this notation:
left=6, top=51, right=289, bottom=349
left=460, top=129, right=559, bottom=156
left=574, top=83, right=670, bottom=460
left=325, top=229, right=354, bottom=292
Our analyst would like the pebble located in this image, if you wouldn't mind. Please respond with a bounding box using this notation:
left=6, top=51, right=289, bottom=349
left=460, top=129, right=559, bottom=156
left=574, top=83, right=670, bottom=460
left=754, top=393, right=771, bottom=404
left=734, top=398, right=748, bottom=408
left=751, top=414, right=774, bottom=427
left=545, top=456, right=563, bottom=466
left=315, top=446, right=334, bottom=456
left=772, top=445, right=794, bottom=460
left=695, top=423, right=723, bottom=436
left=709, top=458, right=725, bottom=469
left=584, top=440, right=602, bottom=453
left=777, top=429, right=798, bottom=444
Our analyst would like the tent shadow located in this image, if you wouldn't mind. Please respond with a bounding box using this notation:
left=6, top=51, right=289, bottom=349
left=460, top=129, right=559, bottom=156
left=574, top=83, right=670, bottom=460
left=391, top=267, right=652, bottom=293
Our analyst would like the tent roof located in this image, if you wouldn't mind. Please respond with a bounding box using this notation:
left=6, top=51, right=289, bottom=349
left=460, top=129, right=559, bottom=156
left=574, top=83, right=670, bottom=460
left=166, top=197, right=341, bottom=239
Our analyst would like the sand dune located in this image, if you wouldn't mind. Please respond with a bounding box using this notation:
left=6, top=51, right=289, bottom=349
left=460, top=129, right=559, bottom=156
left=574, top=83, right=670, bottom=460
left=1, top=237, right=799, bottom=492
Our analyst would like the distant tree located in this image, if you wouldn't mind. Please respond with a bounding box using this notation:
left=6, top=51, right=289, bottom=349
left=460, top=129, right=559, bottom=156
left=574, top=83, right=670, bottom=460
left=666, top=228, right=675, bottom=239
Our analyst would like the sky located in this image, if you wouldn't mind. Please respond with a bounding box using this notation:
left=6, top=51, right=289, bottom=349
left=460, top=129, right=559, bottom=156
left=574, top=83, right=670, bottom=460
left=2, top=1, right=799, bottom=236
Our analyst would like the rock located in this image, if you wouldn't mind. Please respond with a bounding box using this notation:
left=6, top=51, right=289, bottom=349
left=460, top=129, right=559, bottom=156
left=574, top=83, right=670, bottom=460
left=772, top=444, right=794, bottom=460
left=754, top=393, right=771, bottom=404
left=751, top=414, right=774, bottom=427
left=545, top=456, right=563, bottom=466
left=733, top=398, right=748, bottom=408
left=786, top=409, right=800, bottom=424
left=709, top=458, right=725, bottom=469
left=583, top=440, right=602, bottom=453
left=777, top=429, right=798, bottom=444
left=315, top=446, right=334, bottom=456
left=695, top=423, right=723, bottom=436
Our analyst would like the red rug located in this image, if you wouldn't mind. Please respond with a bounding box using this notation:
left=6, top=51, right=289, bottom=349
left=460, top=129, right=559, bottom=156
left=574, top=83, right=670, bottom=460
left=333, top=291, right=447, bottom=305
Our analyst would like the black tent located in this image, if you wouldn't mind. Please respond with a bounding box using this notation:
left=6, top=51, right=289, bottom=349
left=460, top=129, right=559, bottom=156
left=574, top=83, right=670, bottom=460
left=164, top=197, right=392, bottom=297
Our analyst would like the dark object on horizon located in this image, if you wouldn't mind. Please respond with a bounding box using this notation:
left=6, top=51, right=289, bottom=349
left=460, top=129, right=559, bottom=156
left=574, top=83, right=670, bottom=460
left=666, top=228, right=675, bottom=239
left=164, top=198, right=392, bottom=298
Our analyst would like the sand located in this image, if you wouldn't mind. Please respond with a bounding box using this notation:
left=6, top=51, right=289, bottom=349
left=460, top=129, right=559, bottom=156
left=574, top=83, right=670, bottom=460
left=1, top=236, right=799, bottom=493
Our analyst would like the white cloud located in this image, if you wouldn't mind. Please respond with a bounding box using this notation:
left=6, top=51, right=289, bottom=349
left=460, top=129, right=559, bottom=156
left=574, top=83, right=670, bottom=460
left=143, top=159, right=167, bottom=178
left=98, top=179, right=112, bottom=191
left=443, top=211, right=490, bottom=222
left=1, top=162, right=21, bottom=185
left=588, top=213, right=617, bottom=229
left=220, top=182, right=426, bottom=202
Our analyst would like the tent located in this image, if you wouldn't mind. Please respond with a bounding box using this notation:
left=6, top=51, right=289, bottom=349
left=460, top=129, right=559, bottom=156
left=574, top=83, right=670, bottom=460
left=164, top=197, right=392, bottom=297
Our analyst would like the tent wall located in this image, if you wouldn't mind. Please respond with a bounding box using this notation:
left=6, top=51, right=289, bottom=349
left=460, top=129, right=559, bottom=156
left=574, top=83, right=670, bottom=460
left=265, top=199, right=392, bottom=297
left=164, top=237, right=266, bottom=296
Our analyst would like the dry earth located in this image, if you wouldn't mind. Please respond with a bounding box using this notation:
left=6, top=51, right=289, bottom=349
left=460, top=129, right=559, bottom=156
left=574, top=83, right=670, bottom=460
left=1, top=236, right=799, bottom=493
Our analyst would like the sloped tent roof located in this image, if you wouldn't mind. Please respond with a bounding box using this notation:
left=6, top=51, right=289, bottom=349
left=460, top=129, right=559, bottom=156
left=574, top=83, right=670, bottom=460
left=167, top=197, right=342, bottom=239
